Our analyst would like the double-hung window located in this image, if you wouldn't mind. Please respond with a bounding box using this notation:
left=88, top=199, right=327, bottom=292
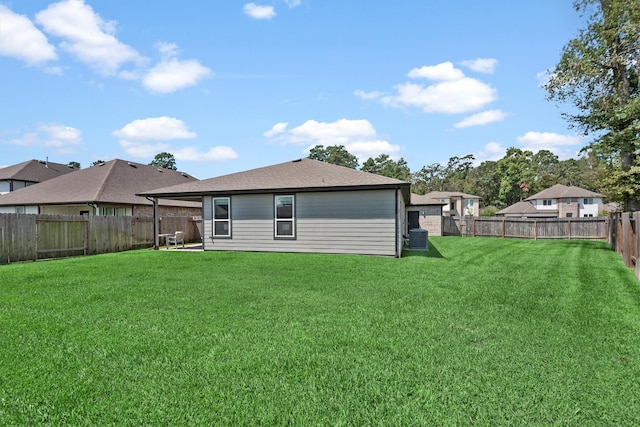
left=583, top=198, right=593, bottom=205
left=275, top=195, right=295, bottom=238
left=213, top=197, right=231, bottom=237
left=542, top=199, right=553, bottom=207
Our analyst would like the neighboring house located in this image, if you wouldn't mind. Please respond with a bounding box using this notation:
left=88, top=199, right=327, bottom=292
left=0, top=159, right=78, bottom=195
left=423, top=191, right=480, bottom=217
left=140, top=158, right=411, bottom=257
left=0, top=159, right=200, bottom=216
left=406, top=193, right=446, bottom=236
left=497, top=184, right=604, bottom=218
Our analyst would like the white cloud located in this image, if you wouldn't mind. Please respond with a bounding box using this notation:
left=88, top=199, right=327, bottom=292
left=6, top=123, right=83, bottom=153
left=155, top=42, right=179, bottom=59
left=516, top=131, right=583, bottom=159
left=284, top=0, right=302, bottom=7
left=114, top=117, right=196, bottom=141
left=354, top=89, right=385, bottom=101
left=3, top=2, right=209, bottom=93
left=35, top=0, right=142, bottom=75
left=243, top=3, right=277, bottom=20
left=280, top=119, right=377, bottom=145
left=263, top=122, right=289, bottom=137
left=143, top=58, right=211, bottom=94
left=114, top=117, right=236, bottom=162
left=173, top=146, right=238, bottom=162
left=363, top=62, right=497, bottom=114
left=264, top=118, right=401, bottom=161
left=381, top=79, right=496, bottom=114
left=0, top=5, right=57, bottom=65
left=454, top=109, right=507, bottom=128
left=474, top=141, right=505, bottom=163
left=344, top=140, right=401, bottom=161
left=408, top=62, right=464, bottom=81
left=460, top=58, right=498, bottom=74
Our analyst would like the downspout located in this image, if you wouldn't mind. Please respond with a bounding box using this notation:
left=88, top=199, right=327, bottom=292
left=88, top=203, right=98, bottom=215
left=146, top=197, right=159, bottom=250
left=395, top=187, right=400, bottom=258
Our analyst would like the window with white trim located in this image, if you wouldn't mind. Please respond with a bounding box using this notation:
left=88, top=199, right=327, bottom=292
left=542, top=199, right=553, bottom=206
left=583, top=198, right=593, bottom=205
left=275, top=195, right=295, bottom=238
left=213, top=197, right=231, bottom=237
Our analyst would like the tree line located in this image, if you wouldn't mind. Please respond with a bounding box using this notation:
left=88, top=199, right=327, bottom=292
left=307, top=144, right=606, bottom=215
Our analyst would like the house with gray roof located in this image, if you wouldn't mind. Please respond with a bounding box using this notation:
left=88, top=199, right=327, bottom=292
left=0, top=159, right=200, bottom=217
left=424, top=191, right=480, bottom=217
left=0, top=159, right=78, bottom=195
left=140, top=158, right=411, bottom=257
left=497, top=184, right=604, bottom=218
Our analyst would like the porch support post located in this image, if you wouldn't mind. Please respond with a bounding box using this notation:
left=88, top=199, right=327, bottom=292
left=153, top=197, right=160, bottom=250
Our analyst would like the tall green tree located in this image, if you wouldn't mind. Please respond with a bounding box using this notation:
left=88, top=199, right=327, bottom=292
left=307, top=145, right=358, bottom=169
left=545, top=0, right=640, bottom=209
left=496, top=148, right=536, bottom=207
left=442, top=154, right=475, bottom=192
left=361, top=154, right=411, bottom=180
left=149, top=152, right=177, bottom=170
left=411, top=163, right=445, bottom=194
left=467, top=160, right=501, bottom=208
left=531, top=150, right=560, bottom=193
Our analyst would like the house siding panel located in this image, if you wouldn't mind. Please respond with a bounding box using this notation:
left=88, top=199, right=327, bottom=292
left=203, top=189, right=398, bottom=256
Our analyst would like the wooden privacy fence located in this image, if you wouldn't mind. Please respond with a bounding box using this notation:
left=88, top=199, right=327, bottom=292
left=0, top=214, right=202, bottom=264
left=444, top=216, right=609, bottom=240
left=609, top=212, right=639, bottom=280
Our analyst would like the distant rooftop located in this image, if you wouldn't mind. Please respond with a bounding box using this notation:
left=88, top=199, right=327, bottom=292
left=0, top=159, right=78, bottom=183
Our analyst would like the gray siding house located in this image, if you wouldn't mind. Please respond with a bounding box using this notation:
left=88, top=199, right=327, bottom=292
left=140, top=158, right=411, bottom=257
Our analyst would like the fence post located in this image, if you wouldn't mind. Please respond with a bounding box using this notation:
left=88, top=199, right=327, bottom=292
left=633, top=211, right=640, bottom=280
left=622, top=213, right=631, bottom=268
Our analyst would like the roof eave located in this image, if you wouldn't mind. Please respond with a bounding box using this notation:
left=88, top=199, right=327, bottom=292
left=140, top=182, right=411, bottom=200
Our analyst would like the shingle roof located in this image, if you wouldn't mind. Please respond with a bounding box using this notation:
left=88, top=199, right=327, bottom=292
left=0, top=159, right=198, bottom=207
left=497, top=201, right=540, bottom=215
left=410, top=193, right=448, bottom=205
left=424, top=191, right=480, bottom=199
left=0, top=159, right=78, bottom=182
left=139, top=158, right=411, bottom=199
left=525, top=184, right=603, bottom=200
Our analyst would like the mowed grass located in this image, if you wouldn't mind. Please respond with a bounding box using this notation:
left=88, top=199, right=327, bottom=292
left=1, top=237, right=639, bottom=425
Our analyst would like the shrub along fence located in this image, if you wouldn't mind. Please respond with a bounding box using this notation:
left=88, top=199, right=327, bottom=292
left=0, top=214, right=202, bottom=264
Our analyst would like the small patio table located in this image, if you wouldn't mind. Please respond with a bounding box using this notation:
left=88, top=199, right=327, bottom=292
left=158, top=233, right=173, bottom=249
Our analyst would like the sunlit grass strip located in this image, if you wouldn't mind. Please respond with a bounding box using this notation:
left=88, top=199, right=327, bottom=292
left=0, top=237, right=638, bottom=425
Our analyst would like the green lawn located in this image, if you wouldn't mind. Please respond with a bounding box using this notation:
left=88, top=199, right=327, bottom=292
left=0, top=237, right=639, bottom=425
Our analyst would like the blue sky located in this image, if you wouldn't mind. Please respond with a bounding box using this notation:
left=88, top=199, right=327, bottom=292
left=1, top=0, right=585, bottom=179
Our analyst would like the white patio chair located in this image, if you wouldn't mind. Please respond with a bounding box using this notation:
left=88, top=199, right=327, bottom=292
left=167, top=231, right=185, bottom=249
